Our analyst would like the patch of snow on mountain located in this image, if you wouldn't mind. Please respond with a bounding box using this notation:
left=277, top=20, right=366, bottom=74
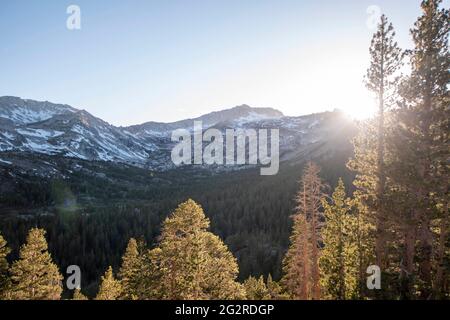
left=71, top=125, right=91, bottom=136
left=143, top=129, right=170, bottom=137
left=23, top=139, right=62, bottom=154
left=235, top=111, right=281, bottom=126
left=8, top=107, right=54, bottom=124
left=17, top=128, right=65, bottom=139
left=0, top=158, right=12, bottom=165
left=1, top=132, right=15, bottom=140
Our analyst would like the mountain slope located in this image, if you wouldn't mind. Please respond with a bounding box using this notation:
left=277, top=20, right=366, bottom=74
left=126, top=104, right=283, bottom=135
left=0, top=96, right=76, bottom=125
left=0, top=97, right=356, bottom=174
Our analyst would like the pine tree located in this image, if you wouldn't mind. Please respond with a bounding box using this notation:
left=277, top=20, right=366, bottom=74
left=95, top=266, right=122, bottom=300
left=0, top=233, right=11, bottom=299
left=282, top=214, right=312, bottom=299
left=243, top=276, right=269, bottom=300
left=392, top=0, right=449, bottom=299
left=347, top=121, right=379, bottom=298
left=320, top=179, right=359, bottom=300
left=9, top=228, right=62, bottom=300
left=297, top=162, right=325, bottom=299
left=72, top=288, right=88, bottom=300
left=282, top=162, right=325, bottom=300
left=118, top=238, right=142, bottom=300
left=201, top=232, right=245, bottom=299
left=348, top=14, right=404, bottom=298
left=365, top=14, right=404, bottom=272
left=150, top=199, right=244, bottom=299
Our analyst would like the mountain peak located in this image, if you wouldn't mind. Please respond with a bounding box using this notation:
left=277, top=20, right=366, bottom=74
left=0, top=96, right=77, bottom=125
left=231, top=104, right=283, bottom=116
left=234, top=104, right=284, bottom=118
left=128, top=104, right=284, bottom=133
left=233, top=104, right=251, bottom=110
left=193, top=104, right=284, bottom=127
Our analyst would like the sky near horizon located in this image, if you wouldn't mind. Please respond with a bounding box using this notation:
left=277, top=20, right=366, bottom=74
left=1, top=0, right=448, bottom=125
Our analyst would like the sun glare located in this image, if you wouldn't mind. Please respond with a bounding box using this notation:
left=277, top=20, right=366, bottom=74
left=342, top=94, right=378, bottom=120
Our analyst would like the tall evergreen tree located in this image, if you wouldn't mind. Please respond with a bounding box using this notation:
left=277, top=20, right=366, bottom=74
left=298, top=163, right=325, bottom=299
left=149, top=199, right=244, bottom=299
left=320, top=179, right=359, bottom=299
left=95, top=266, right=122, bottom=300
left=200, top=232, right=245, bottom=299
left=282, top=163, right=325, bottom=300
left=118, top=238, right=142, bottom=300
left=9, top=228, right=62, bottom=300
left=365, top=13, right=403, bottom=272
left=0, top=233, right=11, bottom=299
left=347, top=121, right=379, bottom=298
left=392, top=0, right=449, bottom=299
left=348, top=13, right=404, bottom=299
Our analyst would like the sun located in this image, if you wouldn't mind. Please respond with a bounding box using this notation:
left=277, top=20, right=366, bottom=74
left=342, top=93, right=378, bottom=120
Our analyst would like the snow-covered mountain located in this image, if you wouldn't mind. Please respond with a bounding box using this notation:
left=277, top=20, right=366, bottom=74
left=125, top=104, right=283, bottom=137
left=0, top=97, right=154, bottom=166
left=0, top=96, right=77, bottom=125
left=0, top=96, right=356, bottom=172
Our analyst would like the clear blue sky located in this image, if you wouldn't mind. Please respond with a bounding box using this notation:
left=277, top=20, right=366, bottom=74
left=1, top=0, right=447, bottom=125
